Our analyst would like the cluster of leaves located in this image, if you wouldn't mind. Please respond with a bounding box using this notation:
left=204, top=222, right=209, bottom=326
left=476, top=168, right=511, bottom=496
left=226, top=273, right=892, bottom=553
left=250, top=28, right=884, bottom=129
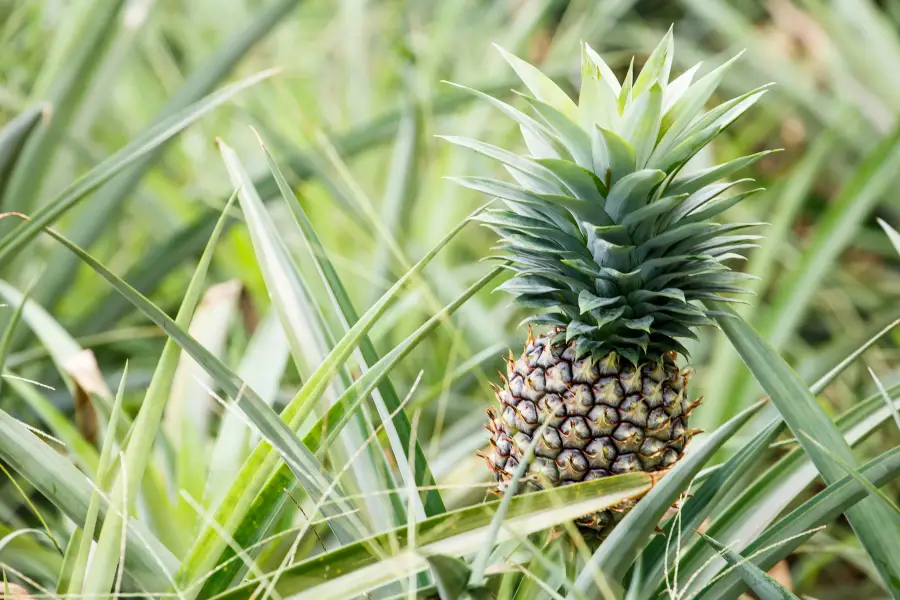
left=450, top=32, right=769, bottom=363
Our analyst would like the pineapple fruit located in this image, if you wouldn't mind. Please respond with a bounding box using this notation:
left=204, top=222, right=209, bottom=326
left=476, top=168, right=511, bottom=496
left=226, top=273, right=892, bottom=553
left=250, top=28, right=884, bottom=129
left=447, top=31, right=770, bottom=538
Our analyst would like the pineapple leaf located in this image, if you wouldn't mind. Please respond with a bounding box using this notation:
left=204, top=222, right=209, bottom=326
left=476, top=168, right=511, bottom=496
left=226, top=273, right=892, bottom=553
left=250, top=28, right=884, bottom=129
left=426, top=554, right=472, bottom=599
left=214, top=473, right=651, bottom=600
left=0, top=68, right=278, bottom=266
left=0, top=104, right=45, bottom=199
left=651, top=87, right=770, bottom=173
left=711, top=303, right=900, bottom=595
left=523, top=94, right=594, bottom=168
left=580, top=44, right=619, bottom=131
left=662, top=62, right=702, bottom=113
left=666, top=150, right=778, bottom=197
left=0, top=408, right=177, bottom=590
left=441, top=135, right=566, bottom=195
left=696, top=445, right=900, bottom=600
left=697, top=532, right=801, bottom=600
left=591, top=124, right=636, bottom=189
left=578, top=290, right=621, bottom=314
left=618, top=58, right=635, bottom=114
left=632, top=26, right=674, bottom=98
left=620, top=82, right=663, bottom=168
left=583, top=42, right=623, bottom=97
left=604, top=169, right=666, bottom=221
left=494, top=44, right=579, bottom=121
left=678, top=188, right=763, bottom=226
left=535, top=157, right=606, bottom=203
left=657, top=50, right=744, bottom=148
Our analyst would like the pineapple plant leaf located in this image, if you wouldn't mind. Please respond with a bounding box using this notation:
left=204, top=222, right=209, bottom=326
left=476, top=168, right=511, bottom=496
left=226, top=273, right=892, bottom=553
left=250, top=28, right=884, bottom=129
left=447, top=34, right=767, bottom=541
left=713, top=303, right=900, bottom=594
left=33, top=0, right=305, bottom=314
left=656, top=384, right=900, bottom=598
left=696, top=444, right=900, bottom=599
left=204, top=472, right=652, bottom=600
left=697, top=531, right=801, bottom=600
left=0, top=68, right=277, bottom=266
left=0, top=104, right=45, bottom=200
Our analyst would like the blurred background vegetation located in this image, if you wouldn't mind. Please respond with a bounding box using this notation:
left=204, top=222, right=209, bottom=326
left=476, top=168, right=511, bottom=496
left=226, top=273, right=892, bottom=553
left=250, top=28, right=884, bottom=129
left=2, top=0, right=900, bottom=597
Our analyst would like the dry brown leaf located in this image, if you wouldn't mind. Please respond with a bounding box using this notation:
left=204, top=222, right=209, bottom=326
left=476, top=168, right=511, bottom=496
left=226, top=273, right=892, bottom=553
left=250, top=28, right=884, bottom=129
left=62, top=349, right=111, bottom=446
left=0, top=583, right=34, bottom=599
left=768, top=559, right=794, bottom=591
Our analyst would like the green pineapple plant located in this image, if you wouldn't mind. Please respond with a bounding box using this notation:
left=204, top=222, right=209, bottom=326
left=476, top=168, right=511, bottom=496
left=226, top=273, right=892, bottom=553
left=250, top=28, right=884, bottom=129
left=1, top=14, right=900, bottom=600
left=448, top=31, right=768, bottom=537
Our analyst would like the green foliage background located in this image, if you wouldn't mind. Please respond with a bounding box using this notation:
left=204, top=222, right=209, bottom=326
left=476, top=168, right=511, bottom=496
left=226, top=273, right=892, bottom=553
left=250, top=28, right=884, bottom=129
left=2, top=1, right=900, bottom=599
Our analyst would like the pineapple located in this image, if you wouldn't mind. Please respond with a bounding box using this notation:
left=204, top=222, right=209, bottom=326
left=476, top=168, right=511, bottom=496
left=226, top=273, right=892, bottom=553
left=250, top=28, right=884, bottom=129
left=447, top=31, right=770, bottom=538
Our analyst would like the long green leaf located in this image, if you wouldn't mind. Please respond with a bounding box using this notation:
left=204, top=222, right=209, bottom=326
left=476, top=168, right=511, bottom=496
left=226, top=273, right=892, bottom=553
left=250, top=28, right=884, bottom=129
left=697, top=532, right=800, bottom=600
left=74, top=70, right=565, bottom=335
left=215, top=473, right=652, bottom=600
left=82, top=178, right=237, bottom=596
left=0, top=105, right=45, bottom=201
left=39, top=218, right=370, bottom=569
left=198, top=265, right=503, bottom=597
left=67, top=366, right=129, bottom=596
left=711, top=302, right=900, bottom=596
left=263, top=140, right=444, bottom=516
left=638, top=312, right=900, bottom=597
left=0, top=68, right=276, bottom=266
left=697, top=446, right=900, bottom=599
left=801, top=432, right=900, bottom=519
left=737, top=121, right=900, bottom=397
left=0, top=408, right=176, bottom=590
left=662, top=389, right=900, bottom=599
left=178, top=203, right=483, bottom=594
left=33, top=0, right=304, bottom=312
left=0, top=0, right=125, bottom=215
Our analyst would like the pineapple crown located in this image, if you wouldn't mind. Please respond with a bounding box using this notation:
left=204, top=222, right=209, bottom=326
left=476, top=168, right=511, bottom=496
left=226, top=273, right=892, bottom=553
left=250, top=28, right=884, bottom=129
left=444, top=29, right=772, bottom=365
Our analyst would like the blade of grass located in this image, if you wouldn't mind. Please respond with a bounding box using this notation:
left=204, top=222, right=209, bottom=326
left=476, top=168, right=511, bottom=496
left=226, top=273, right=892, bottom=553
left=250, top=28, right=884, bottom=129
left=262, top=138, right=444, bottom=517
left=33, top=0, right=305, bottom=313
left=0, top=68, right=277, bottom=266
left=5, top=376, right=98, bottom=475
left=700, top=128, right=837, bottom=426
left=0, top=284, right=27, bottom=398
left=67, top=365, right=128, bottom=596
left=661, top=390, right=900, bottom=599
left=224, top=135, right=398, bottom=536
left=801, top=432, right=900, bottom=519
left=40, top=217, right=385, bottom=588
left=177, top=206, right=485, bottom=596
left=697, top=445, right=900, bottom=599
left=0, top=105, right=46, bottom=201
left=0, top=524, right=62, bottom=585
left=0, top=0, right=125, bottom=216
left=638, top=313, right=900, bottom=596
left=74, top=70, right=566, bottom=335
left=711, top=302, right=900, bottom=596
left=214, top=473, right=652, bottom=600
left=731, top=121, right=900, bottom=410
left=868, top=367, right=900, bottom=434
left=0, top=407, right=177, bottom=590
left=166, top=280, right=241, bottom=549
left=697, top=532, right=800, bottom=600
left=206, top=310, right=289, bottom=505
left=197, top=265, right=502, bottom=597
left=82, top=181, right=237, bottom=597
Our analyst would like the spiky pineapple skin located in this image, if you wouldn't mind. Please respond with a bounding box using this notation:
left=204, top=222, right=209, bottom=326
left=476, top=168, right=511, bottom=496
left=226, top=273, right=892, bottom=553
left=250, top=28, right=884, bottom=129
left=485, top=330, right=697, bottom=537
